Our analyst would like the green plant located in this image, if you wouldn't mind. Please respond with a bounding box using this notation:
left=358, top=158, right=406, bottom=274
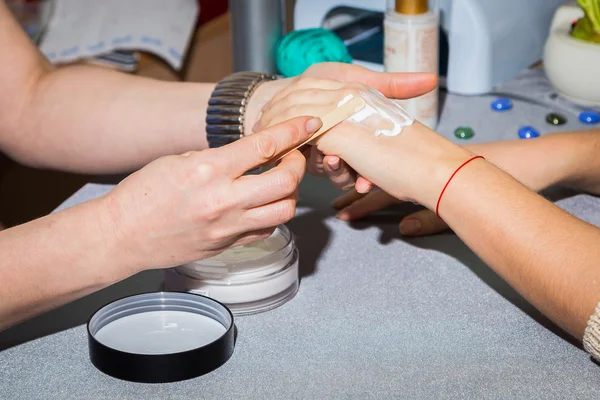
left=571, top=0, right=600, bottom=43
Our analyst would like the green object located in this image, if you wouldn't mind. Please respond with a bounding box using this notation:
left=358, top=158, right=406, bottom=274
left=571, top=0, right=600, bottom=44
left=275, top=28, right=353, bottom=77
left=454, top=126, right=474, bottom=140
left=546, top=112, right=567, bottom=126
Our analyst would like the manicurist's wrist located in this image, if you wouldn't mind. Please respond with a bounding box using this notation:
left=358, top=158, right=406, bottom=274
left=92, top=195, right=144, bottom=279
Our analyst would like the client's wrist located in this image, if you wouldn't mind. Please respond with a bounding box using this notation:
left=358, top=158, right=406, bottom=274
left=399, top=123, right=475, bottom=210
left=244, top=79, right=290, bottom=136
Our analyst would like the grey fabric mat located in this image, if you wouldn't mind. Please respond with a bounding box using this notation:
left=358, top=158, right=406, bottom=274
left=2, top=69, right=600, bottom=399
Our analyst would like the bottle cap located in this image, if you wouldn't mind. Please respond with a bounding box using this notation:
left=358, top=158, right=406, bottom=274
left=87, top=292, right=235, bottom=383
left=395, top=0, right=429, bottom=15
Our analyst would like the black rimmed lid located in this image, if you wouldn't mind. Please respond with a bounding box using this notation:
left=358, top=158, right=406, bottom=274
left=87, top=291, right=235, bottom=383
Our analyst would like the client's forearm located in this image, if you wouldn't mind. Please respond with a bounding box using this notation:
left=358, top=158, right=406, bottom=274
left=437, top=148, right=600, bottom=339
left=463, top=130, right=600, bottom=193
left=0, top=198, right=134, bottom=330
left=325, top=120, right=600, bottom=339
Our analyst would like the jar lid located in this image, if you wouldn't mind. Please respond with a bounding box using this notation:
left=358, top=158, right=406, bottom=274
left=87, top=292, right=235, bottom=383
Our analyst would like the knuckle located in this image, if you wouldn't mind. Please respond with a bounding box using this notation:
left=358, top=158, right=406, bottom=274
left=339, top=181, right=355, bottom=191
left=199, top=205, right=223, bottom=223
left=193, top=159, right=218, bottom=183
left=197, top=194, right=233, bottom=223
left=206, top=226, right=227, bottom=242
left=276, top=169, right=299, bottom=194
left=422, top=211, right=440, bottom=231
left=276, top=199, right=297, bottom=222
left=280, top=121, right=303, bottom=143
left=254, top=133, right=278, bottom=160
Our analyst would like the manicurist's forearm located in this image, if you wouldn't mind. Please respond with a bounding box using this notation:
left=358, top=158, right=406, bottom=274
left=438, top=156, right=600, bottom=339
left=0, top=198, right=135, bottom=330
left=0, top=2, right=212, bottom=174
left=16, top=67, right=213, bottom=173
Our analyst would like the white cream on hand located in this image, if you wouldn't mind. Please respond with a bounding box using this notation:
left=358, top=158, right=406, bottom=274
left=337, top=89, right=415, bottom=136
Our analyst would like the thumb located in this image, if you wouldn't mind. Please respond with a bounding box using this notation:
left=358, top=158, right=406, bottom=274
left=306, top=63, right=438, bottom=99
left=215, top=116, right=322, bottom=177
left=399, top=209, right=450, bottom=236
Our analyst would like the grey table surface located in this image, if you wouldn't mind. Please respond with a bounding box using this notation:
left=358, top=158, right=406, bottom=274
left=2, top=69, right=600, bottom=399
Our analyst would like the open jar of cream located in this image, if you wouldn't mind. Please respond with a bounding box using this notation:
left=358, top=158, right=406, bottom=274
left=164, top=225, right=299, bottom=315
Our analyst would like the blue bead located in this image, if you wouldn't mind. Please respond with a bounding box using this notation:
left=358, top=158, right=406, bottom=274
left=579, top=110, right=600, bottom=125
left=491, top=97, right=513, bottom=111
left=518, top=126, right=540, bottom=139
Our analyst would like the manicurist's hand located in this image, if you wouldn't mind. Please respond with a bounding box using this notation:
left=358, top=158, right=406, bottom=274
left=247, top=62, right=438, bottom=191
left=0, top=115, right=322, bottom=331
left=102, top=116, right=322, bottom=272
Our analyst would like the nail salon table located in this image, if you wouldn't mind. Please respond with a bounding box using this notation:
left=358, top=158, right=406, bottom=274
left=2, top=69, right=600, bottom=399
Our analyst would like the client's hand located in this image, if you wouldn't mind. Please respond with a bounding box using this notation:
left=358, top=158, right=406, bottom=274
left=333, top=189, right=450, bottom=236
left=249, top=62, right=438, bottom=191
left=332, top=131, right=600, bottom=237
left=258, top=80, right=471, bottom=208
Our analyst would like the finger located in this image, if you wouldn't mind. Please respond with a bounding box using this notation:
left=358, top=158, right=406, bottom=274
left=242, top=149, right=305, bottom=206
left=399, top=209, right=450, bottom=236
left=299, top=144, right=312, bottom=158
left=241, top=195, right=298, bottom=230
left=306, top=146, right=325, bottom=176
left=336, top=190, right=398, bottom=221
left=214, top=116, right=321, bottom=177
left=264, top=78, right=346, bottom=111
left=262, top=103, right=337, bottom=130
left=304, top=62, right=438, bottom=99
left=233, top=150, right=305, bottom=209
left=323, top=155, right=357, bottom=190
left=227, top=227, right=277, bottom=249
left=332, top=189, right=365, bottom=209
left=355, top=176, right=374, bottom=194
left=256, top=88, right=337, bottom=132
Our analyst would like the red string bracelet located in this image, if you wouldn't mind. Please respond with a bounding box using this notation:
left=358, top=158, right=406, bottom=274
left=435, top=155, right=485, bottom=218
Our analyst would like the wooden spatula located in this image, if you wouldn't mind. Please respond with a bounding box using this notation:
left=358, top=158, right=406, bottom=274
left=263, top=96, right=365, bottom=166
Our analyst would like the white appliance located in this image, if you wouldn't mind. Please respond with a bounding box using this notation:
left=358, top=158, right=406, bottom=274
left=295, top=0, right=568, bottom=95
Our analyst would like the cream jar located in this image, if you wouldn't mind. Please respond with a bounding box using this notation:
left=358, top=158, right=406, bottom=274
left=164, top=225, right=299, bottom=316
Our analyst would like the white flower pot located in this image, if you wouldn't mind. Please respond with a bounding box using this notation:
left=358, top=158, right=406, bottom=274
left=544, top=1, right=600, bottom=107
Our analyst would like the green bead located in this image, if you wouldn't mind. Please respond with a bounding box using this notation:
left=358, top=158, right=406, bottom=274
left=454, top=126, right=474, bottom=139
left=546, top=113, right=567, bottom=126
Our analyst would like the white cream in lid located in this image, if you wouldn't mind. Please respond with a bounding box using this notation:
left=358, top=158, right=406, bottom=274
left=87, top=292, right=235, bottom=383
left=94, top=310, right=227, bottom=355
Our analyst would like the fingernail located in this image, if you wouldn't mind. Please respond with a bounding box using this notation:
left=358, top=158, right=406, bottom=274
left=336, top=209, right=351, bottom=221
left=399, top=218, right=422, bottom=235
left=305, top=117, right=322, bottom=133
left=355, top=181, right=372, bottom=194
left=327, top=158, right=341, bottom=171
